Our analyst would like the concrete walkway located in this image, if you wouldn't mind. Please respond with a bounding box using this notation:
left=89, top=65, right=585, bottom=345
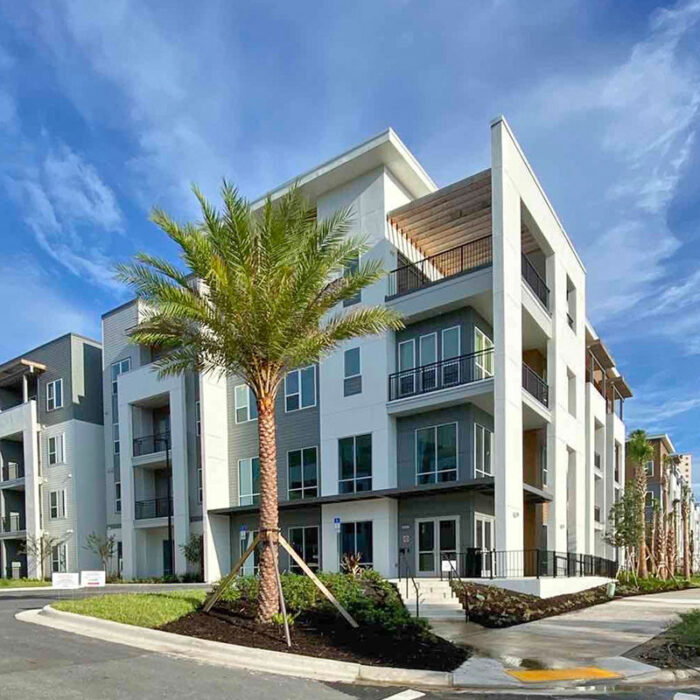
left=432, top=587, right=700, bottom=668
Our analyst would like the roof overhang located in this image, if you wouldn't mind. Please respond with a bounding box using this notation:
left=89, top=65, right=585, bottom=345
left=0, top=358, right=46, bottom=388
left=646, top=434, right=676, bottom=454
left=610, top=375, right=633, bottom=399
left=251, top=128, right=436, bottom=209
left=588, top=339, right=615, bottom=370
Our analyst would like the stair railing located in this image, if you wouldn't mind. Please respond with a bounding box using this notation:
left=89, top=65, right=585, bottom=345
left=398, top=550, right=420, bottom=618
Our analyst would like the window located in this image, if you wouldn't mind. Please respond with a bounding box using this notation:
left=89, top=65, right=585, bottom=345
left=51, top=543, right=67, bottom=573
left=474, top=328, right=494, bottom=379
left=113, top=423, right=120, bottom=456
left=398, top=339, right=416, bottom=396
left=614, top=442, right=621, bottom=482
left=645, top=490, right=654, bottom=507
left=540, top=442, right=548, bottom=488
left=48, top=434, right=65, bottom=466
left=419, top=333, right=437, bottom=391
left=340, top=521, right=373, bottom=568
left=441, top=326, right=461, bottom=385
left=594, top=452, right=602, bottom=470
left=343, top=348, right=362, bottom=396
left=289, top=526, right=319, bottom=572
left=234, top=385, right=258, bottom=423
left=49, top=489, right=66, bottom=519
left=416, top=423, right=457, bottom=484
left=475, top=424, right=493, bottom=477
left=46, top=379, right=63, bottom=411
left=285, top=366, right=316, bottom=411
left=567, top=368, right=576, bottom=416
left=195, top=400, right=201, bottom=437
left=115, top=481, right=121, bottom=513
left=111, top=358, right=131, bottom=395
left=338, top=434, right=372, bottom=493
left=343, top=255, right=361, bottom=307
left=198, top=465, right=203, bottom=503
left=288, top=447, right=318, bottom=499
left=238, top=457, right=260, bottom=506
left=645, top=460, right=654, bottom=477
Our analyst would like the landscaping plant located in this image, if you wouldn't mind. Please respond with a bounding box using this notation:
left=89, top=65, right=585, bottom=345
left=626, top=429, right=654, bottom=577
left=117, top=184, right=402, bottom=621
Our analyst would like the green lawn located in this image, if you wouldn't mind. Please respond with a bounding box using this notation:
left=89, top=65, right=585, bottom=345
left=669, top=609, right=700, bottom=650
left=53, top=590, right=206, bottom=628
left=0, top=578, right=50, bottom=588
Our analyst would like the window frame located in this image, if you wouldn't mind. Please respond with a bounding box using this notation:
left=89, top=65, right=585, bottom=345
left=441, top=326, right=461, bottom=385
left=238, top=457, right=260, bottom=506
left=644, top=460, right=654, bottom=477
left=288, top=525, right=320, bottom=573
left=474, top=327, right=494, bottom=378
left=474, top=423, right=493, bottom=477
left=197, top=465, right=203, bottom=503
left=234, top=385, right=258, bottom=424
left=46, top=378, right=64, bottom=412
left=49, top=489, right=67, bottom=519
left=195, top=400, right=201, bottom=437
left=340, top=520, right=373, bottom=568
left=284, top=366, right=316, bottom=413
left=48, top=433, right=65, bottom=466
left=338, top=433, right=372, bottom=494
left=115, top=481, right=122, bottom=513
left=415, top=422, right=458, bottom=485
left=540, top=442, right=548, bottom=488
left=287, top=446, right=319, bottom=500
left=111, top=358, right=131, bottom=395
left=51, top=543, right=67, bottom=573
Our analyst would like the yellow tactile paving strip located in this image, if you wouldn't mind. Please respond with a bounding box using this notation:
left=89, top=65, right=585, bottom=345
left=506, top=667, right=623, bottom=683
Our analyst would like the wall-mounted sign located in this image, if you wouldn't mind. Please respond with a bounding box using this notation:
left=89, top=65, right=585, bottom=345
left=333, top=517, right=341, bottom=532
left=80, top=570, right=106, bottom=587
left=402, top=534, right=410, bottom=544
left=52, top=572, right=80, bottom=589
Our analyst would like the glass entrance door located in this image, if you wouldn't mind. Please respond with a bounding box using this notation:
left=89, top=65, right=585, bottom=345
left=416, top=517, right=459, bottom=576
left=474, top=513, right=495, bottom=576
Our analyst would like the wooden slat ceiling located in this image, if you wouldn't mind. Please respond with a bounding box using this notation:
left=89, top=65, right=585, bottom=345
left=387, top=170, right=492, bottom=258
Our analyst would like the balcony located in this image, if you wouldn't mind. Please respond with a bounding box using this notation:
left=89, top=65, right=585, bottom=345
left=387, top=237, right=492, bottom=299
left=388, top=349, right=494, bottom=402
left=521, top=254, right=550, bottom=310
left=0, top=513, right=24, bottom=534
left=522, top=363, right=549, bottom=408
left=135, top=497, right=172, bottom=520
left=1, top=462, right=24, bottom=482
left=132, top=433, right=170, bottom=469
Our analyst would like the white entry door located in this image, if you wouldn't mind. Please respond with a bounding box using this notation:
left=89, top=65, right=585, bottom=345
left=416, top=517, right=459, bottom=576
left=474, top=513, right=495, bottom=576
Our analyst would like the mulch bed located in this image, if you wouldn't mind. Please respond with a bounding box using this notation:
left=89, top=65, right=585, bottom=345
left=626, top=630, right=700, bottom=669
left=159, top=599, right=469, bottom=671
left=453, top=582, right=612, bottom=628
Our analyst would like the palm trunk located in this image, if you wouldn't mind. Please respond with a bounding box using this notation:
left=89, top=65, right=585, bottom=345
left=636, top=463, right=648, bottom=578
left=682, top=497, right=690, bottom=579
left=256, top=393, right=280, bottom=622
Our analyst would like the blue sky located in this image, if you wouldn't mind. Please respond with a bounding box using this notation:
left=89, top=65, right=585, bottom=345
left=0, top=1, right=699, bottom=484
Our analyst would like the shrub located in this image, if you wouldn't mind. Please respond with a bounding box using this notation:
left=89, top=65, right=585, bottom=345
left=616, top=572, right=695, bottom=596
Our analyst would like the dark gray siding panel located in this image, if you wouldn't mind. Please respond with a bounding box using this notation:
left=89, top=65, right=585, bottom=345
left=27, top=335, right=75, bottom=426
left=71, top=338, right=104, bottom=426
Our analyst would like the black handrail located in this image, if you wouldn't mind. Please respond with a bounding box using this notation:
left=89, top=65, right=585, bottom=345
left=447, top=549, right=618, bottom=579
left=389, top=348, right=494, bottom=401
left=135, top=497, right=172, bottom=520
left=133, top=432, right=170, bottom=457
left=387, top=237, right=492, bottom=298
left=398, top=550, right=420, bottom=618
left=522, top=362, right=549, bottom=407
left=522, top=254, right=550, bottom=309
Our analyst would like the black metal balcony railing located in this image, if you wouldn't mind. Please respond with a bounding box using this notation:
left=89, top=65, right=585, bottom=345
left=522, top=254, right=550, bottom=309
left=133, top=432, right=170, bottom=457
left=443, top=549, right=619, bottom=580
left=387, top=237, right=492, bottom=298
left=522, top=363, right=549, bottom=407
left=1, top=462, right=24, bottom=481
left=135, top=498, right=172, bottom=520
left=388, top=349, right=494, bottom=401
left=0, top=513, right=24, bottom=533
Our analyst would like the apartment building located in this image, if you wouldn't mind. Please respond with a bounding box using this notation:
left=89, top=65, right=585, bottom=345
left=0, top=334, right=104, bottom=579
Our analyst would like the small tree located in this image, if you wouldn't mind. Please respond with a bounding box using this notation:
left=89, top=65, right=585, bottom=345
left=604, top=484, right=644, bottom=580
left=179, top=533, right=203, bottom=580
left=84, top=532, right=116, bottom=572
left=20, top=534, right=65, bottom=579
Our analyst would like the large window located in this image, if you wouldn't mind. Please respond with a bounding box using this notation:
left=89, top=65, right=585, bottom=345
left=46, top=378, right=63, bottom=411
left=288, top=447, right=318, bottom=500
left=289, top=526, right=320, bottom=572
left=285, top=366, right=316, bottom=411
left=238, top=457, right=260, bottom=505
left=441, top=326, right=461, bottom=385
left=474, top=328, right=493, bottom=379
left=474, top=424, right=493, bottom=477
left=338, top=434, right=372, bottom=493
left=343, top=348, right=362, bottom=396
left=198, top=465, right=203, bottom=503
left=115, top=481, right=122, bottom=513
left=49, top=489, right=67, bottom=519
left=343, top=255, right=361, bottom=307
left=51, top=543, right=67, bottom=573
left=416, top=423, right=457, bottom=484
left=111, top=358, right=131, bottom=395
left=234, top=385, right=258, bottom=424
left=340, top=521, right=373, bottom=568
left=48, top=433, right=65, bottom=466
left=195, top=400, right=201, bottom=437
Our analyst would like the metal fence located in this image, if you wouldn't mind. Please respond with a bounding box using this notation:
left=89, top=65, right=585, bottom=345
left=134, top=497, right=172, bottom=520
left=522, top=254, right=550, bottom=309
left=133, top=432, right=170, bottom=457
left=522, top=362, right=549, bottom=407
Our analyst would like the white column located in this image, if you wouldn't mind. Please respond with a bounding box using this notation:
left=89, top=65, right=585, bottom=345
left=23, top=402, right=42, bottom=578
left=119, top=403, right=137, bottom=578
left=491, top=121, right=524, bottom=552
left=170, top=379, right=190, bottom=575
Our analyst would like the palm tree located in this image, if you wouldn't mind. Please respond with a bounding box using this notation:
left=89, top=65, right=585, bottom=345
left=627, top=429, right=653, bottom=578
left=116, top=183, right=403, bottom=621
left=682, top=483, right=691, bottom=579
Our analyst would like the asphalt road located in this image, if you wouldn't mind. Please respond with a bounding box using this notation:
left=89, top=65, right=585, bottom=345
left=2, top=587, right=700, bottom=699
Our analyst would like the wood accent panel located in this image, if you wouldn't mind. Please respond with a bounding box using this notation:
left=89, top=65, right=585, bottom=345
left=523, top=349, right=546, bottom=376
left=523, top=429, right=540, bottom=487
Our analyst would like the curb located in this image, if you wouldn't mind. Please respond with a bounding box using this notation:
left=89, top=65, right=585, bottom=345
left=17, top=606, right=453, bottom=688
